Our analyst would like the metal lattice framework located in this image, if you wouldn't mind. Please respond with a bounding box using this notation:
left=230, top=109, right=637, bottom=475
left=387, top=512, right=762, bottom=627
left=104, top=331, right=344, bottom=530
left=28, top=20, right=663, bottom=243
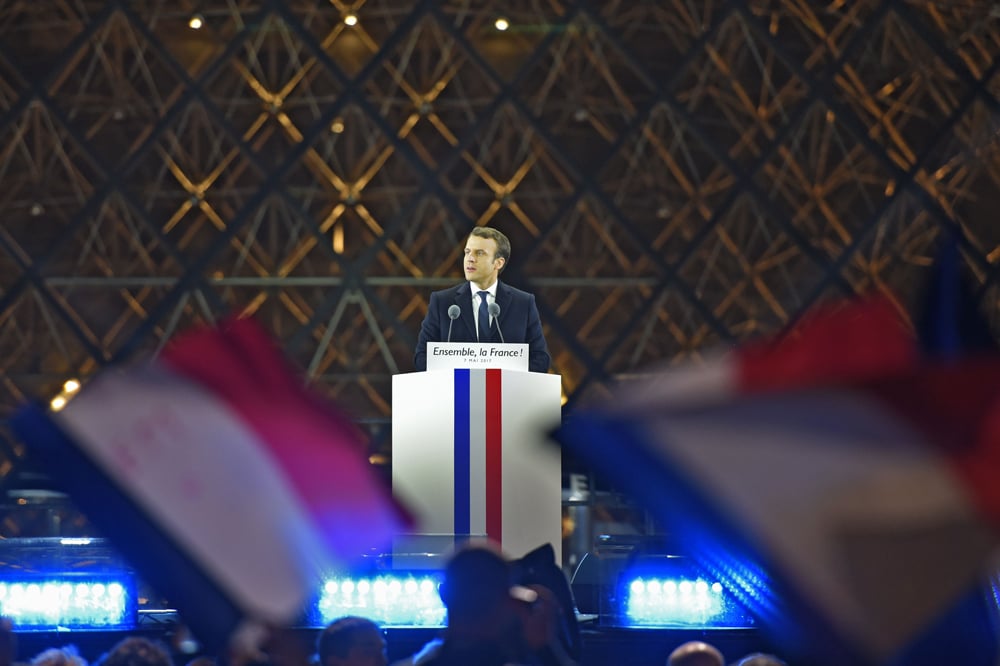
left=0, top=1, right=999, bottom=526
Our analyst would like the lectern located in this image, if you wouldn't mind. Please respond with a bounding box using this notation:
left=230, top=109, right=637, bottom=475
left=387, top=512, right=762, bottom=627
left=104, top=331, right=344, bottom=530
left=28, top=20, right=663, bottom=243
left=392, top=343, right=562, bottom=561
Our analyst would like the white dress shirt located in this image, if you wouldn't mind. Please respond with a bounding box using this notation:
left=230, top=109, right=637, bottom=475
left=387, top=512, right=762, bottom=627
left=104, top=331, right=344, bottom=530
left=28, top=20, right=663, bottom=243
left=471, top=281, right=498, bottom=338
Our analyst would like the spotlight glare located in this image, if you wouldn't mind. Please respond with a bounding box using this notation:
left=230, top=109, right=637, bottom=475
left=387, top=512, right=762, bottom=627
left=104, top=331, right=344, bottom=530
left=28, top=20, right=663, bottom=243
left=623, top=573, right=755, bottom=628
left=50, top=395, right=67, bottom=411
left=0, top=576, right=133, bottom=629
left=188, top=14, right=203, bottom=30
left=495, top=17, right=509, bottom=31
left=315, top=572, right=447, bottom=627
left=63, top=379, right=80, bottom=393
left=343, top=13, right=358, bottom=26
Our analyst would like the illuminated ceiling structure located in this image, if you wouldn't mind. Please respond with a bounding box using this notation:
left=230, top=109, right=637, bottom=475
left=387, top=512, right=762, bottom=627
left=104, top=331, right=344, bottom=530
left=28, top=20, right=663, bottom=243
left=0, top=1, right=998, bottom=532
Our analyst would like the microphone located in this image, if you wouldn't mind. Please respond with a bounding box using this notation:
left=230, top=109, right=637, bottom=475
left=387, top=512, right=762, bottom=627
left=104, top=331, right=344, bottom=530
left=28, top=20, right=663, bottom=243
left=488, top=302, right=505, bottom=343
left=446, top=304, right=461, bottom=342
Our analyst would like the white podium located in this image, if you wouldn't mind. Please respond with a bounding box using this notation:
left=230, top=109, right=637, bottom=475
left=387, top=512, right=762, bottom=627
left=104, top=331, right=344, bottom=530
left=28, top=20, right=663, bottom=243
left=392, top=363, right=562, bottom=562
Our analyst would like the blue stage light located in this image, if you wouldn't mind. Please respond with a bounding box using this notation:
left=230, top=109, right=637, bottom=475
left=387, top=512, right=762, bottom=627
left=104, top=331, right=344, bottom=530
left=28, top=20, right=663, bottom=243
left=0, top=575, right=136, bottom=630
left=313, top=572, right=446, bottom=628
left=619, top=555, right=757, bottom=628
left=624, top=575, right=730, bottom=625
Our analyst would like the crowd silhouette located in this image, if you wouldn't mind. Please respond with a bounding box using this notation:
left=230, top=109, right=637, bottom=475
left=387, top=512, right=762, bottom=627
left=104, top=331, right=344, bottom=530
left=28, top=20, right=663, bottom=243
left=0, top=543, right=788, bottom=666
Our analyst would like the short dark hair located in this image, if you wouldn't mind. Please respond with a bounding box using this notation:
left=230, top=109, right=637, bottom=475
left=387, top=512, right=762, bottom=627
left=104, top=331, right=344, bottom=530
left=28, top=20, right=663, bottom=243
left=469, top=227, right=511, bottom=268
left=439, top=545, right=512, bottom=621
left=317, top=616, right=381, bottom=663
left=98, top=637, right=172, bottom=666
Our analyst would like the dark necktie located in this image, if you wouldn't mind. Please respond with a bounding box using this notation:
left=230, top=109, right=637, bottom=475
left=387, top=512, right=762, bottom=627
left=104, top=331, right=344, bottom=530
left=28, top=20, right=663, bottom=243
left=477, top=291, right=491, bottom=342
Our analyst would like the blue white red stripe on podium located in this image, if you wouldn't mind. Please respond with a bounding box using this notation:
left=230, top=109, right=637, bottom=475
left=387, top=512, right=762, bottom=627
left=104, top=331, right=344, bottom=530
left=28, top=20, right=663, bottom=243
left=452, top=368, right=503, bottom=546
left=391, top=366, right=561, bottom=564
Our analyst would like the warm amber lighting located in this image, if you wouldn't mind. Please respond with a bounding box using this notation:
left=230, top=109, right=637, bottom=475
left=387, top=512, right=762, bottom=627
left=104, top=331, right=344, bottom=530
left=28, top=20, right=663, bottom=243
left=343, top=13, right=358, bottom=26
left=50, top=395, right=67, bottom=411
left=494, top=17, right=510, bottom=31
left=330, top=118, right=345, bottom=134
left=188, top=14, right=204, bottom=30
left=63, top=379, right=80, bottom=394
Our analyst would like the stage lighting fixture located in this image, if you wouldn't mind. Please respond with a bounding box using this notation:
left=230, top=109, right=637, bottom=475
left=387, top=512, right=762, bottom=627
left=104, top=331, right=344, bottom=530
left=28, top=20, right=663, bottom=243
left=0, top=539, right=138, bottom=631
left=619, top=555, right=756, bottom=629
left=311, top=572, right=446, bottom=628
left=343, top=13, right=358, bottom=27
left=188, top=14, right=204, bottom=30
left=0, top=575, right=137, bottom=631
left=494, top=17, right=510, bottom=31
left=624, top=576, right=727, bottom=625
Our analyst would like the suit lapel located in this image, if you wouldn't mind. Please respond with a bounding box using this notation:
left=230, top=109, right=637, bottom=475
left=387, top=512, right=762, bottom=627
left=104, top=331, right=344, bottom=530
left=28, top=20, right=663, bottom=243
left=454, top=282, right=476, bottom=340
left=495, top=281, right=511, bottom=324
left=492, top=281, right=513, bottom=341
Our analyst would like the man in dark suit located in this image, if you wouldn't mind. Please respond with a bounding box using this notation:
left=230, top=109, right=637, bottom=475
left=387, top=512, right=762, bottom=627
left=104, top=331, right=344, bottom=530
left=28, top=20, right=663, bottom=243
left=414, top=227, right=550, bottom=373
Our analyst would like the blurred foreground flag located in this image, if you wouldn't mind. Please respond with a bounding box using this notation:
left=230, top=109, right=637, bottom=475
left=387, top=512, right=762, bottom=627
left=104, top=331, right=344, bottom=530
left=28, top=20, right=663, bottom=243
left=555, top=296, right=1000, bottom=664
left=11, top=317, right=411, bottom=649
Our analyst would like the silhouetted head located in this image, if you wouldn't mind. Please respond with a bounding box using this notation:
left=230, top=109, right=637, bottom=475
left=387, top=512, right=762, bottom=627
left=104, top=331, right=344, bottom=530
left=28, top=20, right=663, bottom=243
left=439, top=544, right=513, bottom=622
left=667, top=640, right=724, bottom=666
left=317, top=616, right=386, bottom=666
left=98, top=637, right=172, bottom=666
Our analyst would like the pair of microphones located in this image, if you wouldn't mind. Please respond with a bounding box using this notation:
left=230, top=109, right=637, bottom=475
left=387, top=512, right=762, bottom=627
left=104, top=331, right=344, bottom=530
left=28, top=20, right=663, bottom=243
left=446, top=303, right=505, bottom=343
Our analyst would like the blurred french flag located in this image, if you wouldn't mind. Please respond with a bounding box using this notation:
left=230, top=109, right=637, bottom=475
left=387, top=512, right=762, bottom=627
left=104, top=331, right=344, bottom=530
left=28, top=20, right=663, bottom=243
left=556, top=289, right=1000, bottom=664
left=12, top=317, right=411, bottom=650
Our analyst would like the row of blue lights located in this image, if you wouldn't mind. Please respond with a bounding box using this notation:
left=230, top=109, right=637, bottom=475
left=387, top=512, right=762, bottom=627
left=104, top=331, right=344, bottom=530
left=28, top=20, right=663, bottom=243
left=623, top=576, right=751, bottom=627
left=316, top=574, right=447, bottom=628
left=319, top=573, right=751, bottom=628
left=0, top=579, right=133, bottom=630
left=0, top=571, right=760, bottom=630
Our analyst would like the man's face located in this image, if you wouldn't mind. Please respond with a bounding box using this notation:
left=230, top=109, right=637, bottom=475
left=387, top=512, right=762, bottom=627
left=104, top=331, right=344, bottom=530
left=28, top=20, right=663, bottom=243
left=464, top=235, right=504, bottom=288
left=337, top=628, right=387, bottom=666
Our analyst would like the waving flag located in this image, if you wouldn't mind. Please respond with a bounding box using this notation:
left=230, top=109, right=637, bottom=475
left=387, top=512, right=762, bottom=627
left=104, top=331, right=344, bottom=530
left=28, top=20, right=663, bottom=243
left=12, top=317, right=411, bottom=650
left=555, top=295, right=1000, bottom=664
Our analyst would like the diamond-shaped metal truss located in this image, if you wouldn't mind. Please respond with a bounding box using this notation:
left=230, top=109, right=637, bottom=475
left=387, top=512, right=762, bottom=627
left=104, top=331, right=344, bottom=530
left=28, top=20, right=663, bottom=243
left=0, top=1, right=999, bottom=517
